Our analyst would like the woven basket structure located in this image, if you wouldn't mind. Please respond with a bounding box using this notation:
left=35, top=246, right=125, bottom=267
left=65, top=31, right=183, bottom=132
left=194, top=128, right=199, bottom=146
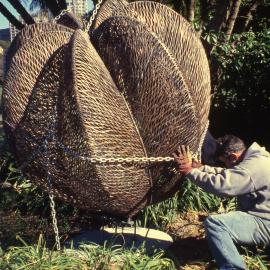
left=2, top=0, right=211, bottom=217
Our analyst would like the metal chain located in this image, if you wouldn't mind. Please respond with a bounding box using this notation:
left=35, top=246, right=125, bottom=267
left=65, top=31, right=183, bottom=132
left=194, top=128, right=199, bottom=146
left=44, top=136, right=61, bottom=251
left=52, top=9, right=70, bottom=23
left=49, top=193, right=61, bottom=250
left=85, top=0, right=103, bottom=32
left=89, top=156, right=174, bottom=164
left=57, top=140, right=199, bottom=165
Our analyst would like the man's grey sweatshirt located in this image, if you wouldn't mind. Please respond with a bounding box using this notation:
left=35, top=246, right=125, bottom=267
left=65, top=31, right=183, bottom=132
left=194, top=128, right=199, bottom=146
left=187, top=142, right=270, bottom=220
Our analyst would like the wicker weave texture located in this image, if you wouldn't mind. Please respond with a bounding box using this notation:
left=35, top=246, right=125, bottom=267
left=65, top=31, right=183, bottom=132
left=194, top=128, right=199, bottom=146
left=2, top=1, right=211, bottom=217
left=3, top=23, right=73, bottom=134
left=93, top=17, right=199, bottom=154
left=4, top=23, right=73, bottom=75
left=90, top=0, right=128, bottom=31
left=14, top=45, right=69, bottom=202
left=57, top=30, right=151, bottom=215
left=114, top=1, right=211, bottom=142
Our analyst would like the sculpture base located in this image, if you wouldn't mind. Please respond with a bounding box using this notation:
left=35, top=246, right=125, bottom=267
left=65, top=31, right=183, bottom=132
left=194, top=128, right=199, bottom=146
left=66, top=226, right=173, bottom=254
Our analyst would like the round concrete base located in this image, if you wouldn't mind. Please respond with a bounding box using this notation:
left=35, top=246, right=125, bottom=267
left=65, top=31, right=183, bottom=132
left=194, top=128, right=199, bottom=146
left=66, top=226, right=173, bottom=253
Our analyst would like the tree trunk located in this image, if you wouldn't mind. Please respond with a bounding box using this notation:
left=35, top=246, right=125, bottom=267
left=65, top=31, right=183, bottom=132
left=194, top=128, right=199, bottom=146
left=0, top=3, right=24, bottom=30
left=200, top=0, right=208, bottom=25
left=45, top=0, right=61, bottom=16
left=58, top=0, right=67, bottom=11
left=185, top=0, right=196, bottom=22
left=207, top=0, right=231, bottom=33
left=7, top=0, right=35, bottom=25
left=234, top=0, right=263, bottom=33
left=171, top=0, right=184, bottom=14
left=225, top=0, right=242, bottom=39
left=199, top=0, right=215, bottom=34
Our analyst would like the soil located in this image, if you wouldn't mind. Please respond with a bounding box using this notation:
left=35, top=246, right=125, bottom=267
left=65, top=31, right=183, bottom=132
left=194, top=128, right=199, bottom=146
left=166, top=211, right=216, bottom=270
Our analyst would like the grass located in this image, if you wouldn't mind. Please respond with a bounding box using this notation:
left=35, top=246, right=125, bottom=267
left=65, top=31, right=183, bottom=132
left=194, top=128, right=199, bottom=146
left=1, top=235, right=269, bottom=270
left=243, top=247, right=270, bottom=270
left=0, top=235, right=176, bottom=270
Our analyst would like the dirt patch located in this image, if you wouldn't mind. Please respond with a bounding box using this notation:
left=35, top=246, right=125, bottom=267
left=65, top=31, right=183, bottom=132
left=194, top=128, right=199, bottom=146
left=166, top=211, right=217, bottom=270
left=0, top=210, right=92, bottom=249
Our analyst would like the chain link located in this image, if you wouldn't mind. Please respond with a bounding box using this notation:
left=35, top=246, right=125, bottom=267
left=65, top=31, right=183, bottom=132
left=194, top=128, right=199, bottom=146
left=56, top=140, right=199, bottom=165
left=49, top=193, right=61, bottom=250
left=85, top=0, right=103, bottom=32
left=53, top=9, right=70, bottom=23
left=44, top=98, right=61, bottom=251
left=88, top=156, right=175, bottom=164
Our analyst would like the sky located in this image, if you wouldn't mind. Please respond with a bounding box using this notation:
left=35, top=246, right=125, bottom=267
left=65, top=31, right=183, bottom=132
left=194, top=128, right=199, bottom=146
left=0, top=0, right=94, bottom=29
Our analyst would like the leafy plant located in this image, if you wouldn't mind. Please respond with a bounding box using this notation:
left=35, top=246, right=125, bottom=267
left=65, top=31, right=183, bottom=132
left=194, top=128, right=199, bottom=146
left=138, top=194, right=179, bottom=230
left=209, top=29, right=270, bottom=146
left=0, top=40, right=10, bottom=50
left=178, top=180, right=222, bottom=212
left=0, top=235, right=83, bottom=270
left=0, top=235, right=176, bottom=270
left=0, top=161, right=48, bottom=214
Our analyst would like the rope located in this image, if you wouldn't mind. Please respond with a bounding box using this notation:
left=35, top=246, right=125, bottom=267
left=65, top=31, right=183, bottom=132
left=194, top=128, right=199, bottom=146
left=196, top=120, right=209, bottom=162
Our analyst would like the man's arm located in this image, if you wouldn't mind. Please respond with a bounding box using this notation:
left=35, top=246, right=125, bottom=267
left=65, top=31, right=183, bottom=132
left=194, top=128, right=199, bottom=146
left=173, top=145, right=256, bottom=197
left=186, top=166, right=256, bottom=197
left=200, top=165, right=225, bottom=174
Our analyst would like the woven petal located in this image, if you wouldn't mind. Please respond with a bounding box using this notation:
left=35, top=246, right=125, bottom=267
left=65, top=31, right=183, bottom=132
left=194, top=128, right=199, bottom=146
left=13, top=45, right=70, bottom=202
left=58, top=30, right=151, bottom=216
left=114, top=1, right=211, bottom=140
left=90, top=0, right=128, bottom=32
left=92, top=16, right=202, bottom=203
left=56, top=12, right=84, bottom=29
left=3, top=23, right=73, bottom=136
left=4, top=23, right=73, bottom=75
left=93, top=16, right=199, bottom=155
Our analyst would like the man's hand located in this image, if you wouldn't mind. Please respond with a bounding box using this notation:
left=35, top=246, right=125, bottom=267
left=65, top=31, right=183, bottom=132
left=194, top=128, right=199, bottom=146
left=192, top=160, right=203, bottom=169
left=172, top=145, right=193, bottom=175
left=192, top=156, right=203, bottom=169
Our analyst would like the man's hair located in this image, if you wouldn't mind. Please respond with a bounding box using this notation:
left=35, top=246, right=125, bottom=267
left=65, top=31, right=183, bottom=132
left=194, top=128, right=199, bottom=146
left=215, top=134, right=246, bottom=158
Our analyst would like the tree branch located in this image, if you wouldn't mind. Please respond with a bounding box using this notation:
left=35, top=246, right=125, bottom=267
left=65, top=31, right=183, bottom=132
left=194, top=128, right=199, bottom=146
left=185, top=0, right=196, bottom=22
left=199, top=0, right=215, bottom=34
left=7, top=0, right=35, bottom=25
left=207, top=0, right=231, bottom=33
left=225, top=0, right=242, bottom=39
left=0, top=3, right=24, bottom=30
left=234, top=0, right=264, bottom=33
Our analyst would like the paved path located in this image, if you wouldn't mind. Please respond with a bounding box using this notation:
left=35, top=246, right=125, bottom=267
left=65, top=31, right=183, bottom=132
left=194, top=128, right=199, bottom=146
left=66, top=227, right=173, bottom=254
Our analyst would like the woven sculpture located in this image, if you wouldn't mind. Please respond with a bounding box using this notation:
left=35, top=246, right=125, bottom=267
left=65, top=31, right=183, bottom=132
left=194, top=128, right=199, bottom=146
left=2, top=0, right=211, bottom=217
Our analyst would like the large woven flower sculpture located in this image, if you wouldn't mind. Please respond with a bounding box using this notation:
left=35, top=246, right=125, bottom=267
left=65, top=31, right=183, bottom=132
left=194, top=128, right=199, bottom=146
left=2, top=0, right=211, bottom=217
